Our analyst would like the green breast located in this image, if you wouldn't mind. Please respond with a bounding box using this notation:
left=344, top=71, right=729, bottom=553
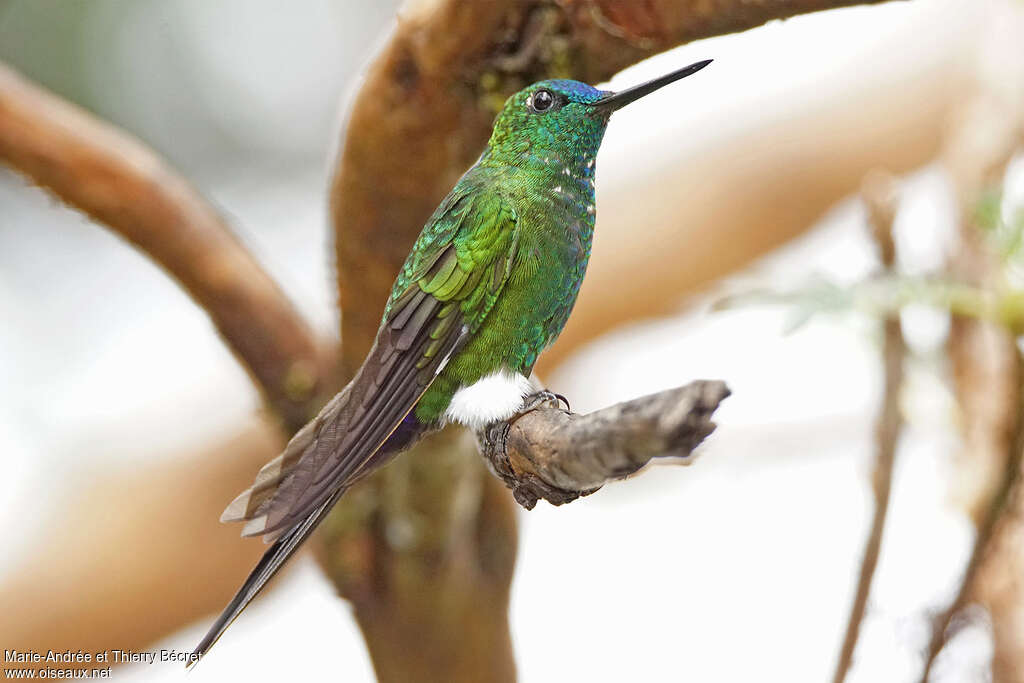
left=413, top=154, right=597, bottom=424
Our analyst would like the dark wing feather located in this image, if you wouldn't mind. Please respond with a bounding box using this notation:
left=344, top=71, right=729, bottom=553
left=192, top=183, right=520, bottom=664
left=221, top=188, right=520, bottom=540
left=191, top=289, right=467, bottom=664
left=220, top=284, right=467, bottom=540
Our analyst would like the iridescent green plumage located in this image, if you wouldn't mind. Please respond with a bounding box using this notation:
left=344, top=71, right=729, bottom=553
left=192, top=60, right=711, bottom=664
left=387, top=78, right=609, bottom=422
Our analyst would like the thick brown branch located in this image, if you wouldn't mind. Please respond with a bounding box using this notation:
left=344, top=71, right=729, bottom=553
left=0, top=62, right=330, bottom=432
left=476, top=381, right=729, bottom=509
left=315, top=428, right=519, bottom=683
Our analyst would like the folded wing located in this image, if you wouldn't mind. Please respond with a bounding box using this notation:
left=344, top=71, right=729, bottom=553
left=191, top=182, right=519, bottom=663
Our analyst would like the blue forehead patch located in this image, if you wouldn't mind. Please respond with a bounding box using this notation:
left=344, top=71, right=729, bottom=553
left=537, top=79, right=608, bottom=104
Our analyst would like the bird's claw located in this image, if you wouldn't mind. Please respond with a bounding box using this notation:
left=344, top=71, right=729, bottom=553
left=515, top=389, right=570, bottom=418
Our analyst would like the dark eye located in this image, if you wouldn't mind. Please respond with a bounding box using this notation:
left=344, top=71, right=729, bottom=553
left=530, top=89, right=555, bottom=113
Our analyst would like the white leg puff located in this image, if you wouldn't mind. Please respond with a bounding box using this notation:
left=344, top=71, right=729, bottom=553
left=444, top=370, right=535, bottom=430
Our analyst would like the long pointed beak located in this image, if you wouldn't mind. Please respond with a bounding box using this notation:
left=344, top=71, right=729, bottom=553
left=593, top=59, right=712, bottom=113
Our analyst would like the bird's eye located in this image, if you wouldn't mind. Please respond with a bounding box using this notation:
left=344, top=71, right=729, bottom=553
left=530, top=89, right=555, bottom=113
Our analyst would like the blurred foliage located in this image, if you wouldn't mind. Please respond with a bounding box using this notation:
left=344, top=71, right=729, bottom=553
left=976, top=188, right=1024, bottom=282
left=0, top=0, right=97, bottom=107
left=720, top=183, right=1024, bottom=336
left=719, top=275, right=1006, bottom=331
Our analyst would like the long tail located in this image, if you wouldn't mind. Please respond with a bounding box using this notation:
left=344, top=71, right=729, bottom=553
left=189, top=275, right=466, bottom=665
left=188, top=409, right=434, bottom=667
left=187, top=487, right=343, bottom=668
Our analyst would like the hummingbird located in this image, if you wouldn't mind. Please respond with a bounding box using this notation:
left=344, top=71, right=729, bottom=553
left=191, top=58, right=712, bottom=662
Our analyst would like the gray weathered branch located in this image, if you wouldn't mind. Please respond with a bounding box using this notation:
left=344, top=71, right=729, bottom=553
left=476, top=380, right=729, bottom=509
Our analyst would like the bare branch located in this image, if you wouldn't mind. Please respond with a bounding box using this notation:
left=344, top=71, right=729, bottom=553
left=919, top=24, right=1024, bottom=675
left=832, top=171, right=904, bottom=683
left=919, top=393, right=1024, bottom=682
left=0, top=62, right=331, bottom=432
left=475, top=381, right=729, bottom=509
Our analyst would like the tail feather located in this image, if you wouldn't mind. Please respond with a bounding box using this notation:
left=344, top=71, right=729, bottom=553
left=187, top=487, right=344, bottom=668
left=189, top=413, right=433, bottom=668
left=216, top=396, right=341, bottom=535
left=191, top=277, right=469, bottom=665
left=219, top=454, right=285, bottom=523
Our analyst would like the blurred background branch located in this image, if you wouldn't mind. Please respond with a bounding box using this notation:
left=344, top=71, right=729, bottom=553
left=831, top=171, right=904, bottom=683
left=0, top=62, right=333, bottom=433
left=918, top=35, right=1024, bottom=680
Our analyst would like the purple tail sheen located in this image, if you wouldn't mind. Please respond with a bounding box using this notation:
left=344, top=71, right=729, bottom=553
left=350, top=412, right=431, bottom=484
left=384, top=411, right=430, bottom=451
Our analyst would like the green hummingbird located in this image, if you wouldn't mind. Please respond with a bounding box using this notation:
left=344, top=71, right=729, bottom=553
left=191, top=58, right=711, bottom=661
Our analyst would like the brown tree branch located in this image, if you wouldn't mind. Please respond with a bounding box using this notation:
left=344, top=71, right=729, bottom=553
left=832, top=171, right=904, bottom=683
left=315, top=427, right=519, bottom=683
left=476, top=381, right=729, bottom=509
left=0, top=62, right=332, bottom=432
left=919, top=393, right=1024, bottom=682
left=918, top=27, right=1024, bottom=673
left=941, top=212, right=1024, bottom=682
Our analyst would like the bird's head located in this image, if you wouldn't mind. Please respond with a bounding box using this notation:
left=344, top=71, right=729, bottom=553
left=482, top=59, right=711, bottom=171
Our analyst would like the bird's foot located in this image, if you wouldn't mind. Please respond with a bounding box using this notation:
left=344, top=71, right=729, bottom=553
left=515, top=389, right=570, bottom=418
left=480, top=390, right=570, bottom=437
